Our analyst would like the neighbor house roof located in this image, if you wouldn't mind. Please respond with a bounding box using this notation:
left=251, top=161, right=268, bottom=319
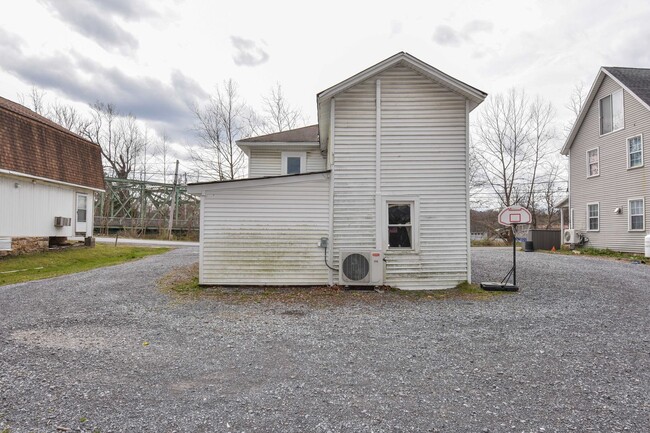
left=238, top=124, right=319, bottom=143
left=561, top=66, right=650, bottom=155
left=317, top=52, right=488, bottom=151
left=0, top=96, right=105, bottom=191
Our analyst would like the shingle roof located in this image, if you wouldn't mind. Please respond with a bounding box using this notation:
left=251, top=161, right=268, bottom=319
left=238, top=124, right=319, bottom=143
left=0, top=96, right=105, bottom=190
left=603, top=67, right=650, bottom=107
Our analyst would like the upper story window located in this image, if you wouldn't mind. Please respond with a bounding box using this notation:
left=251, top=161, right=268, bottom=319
left=587, top=148, right=599, bottom=177
left=627, top=135, right=644, bottom=169
left=599, top=89, right=624, bottom=135
left=628, top=198, right=645, bottom=231
left=281, top=152, right=306, bottom=175
left=587, top=202, right=599, bottom=231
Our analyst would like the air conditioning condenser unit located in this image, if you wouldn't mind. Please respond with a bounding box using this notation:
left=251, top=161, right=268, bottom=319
left=339, top=250, right=384, bottom=286
left=563, top=229, right=580, bottom=244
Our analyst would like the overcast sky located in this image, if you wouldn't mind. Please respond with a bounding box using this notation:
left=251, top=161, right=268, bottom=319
left=2, top=0, right=649, bottom=152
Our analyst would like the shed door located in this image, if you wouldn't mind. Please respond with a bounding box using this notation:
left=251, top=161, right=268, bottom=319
left=75, top=193, right=88, bottom=235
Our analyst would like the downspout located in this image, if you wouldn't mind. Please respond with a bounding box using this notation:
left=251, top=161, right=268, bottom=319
left=375, top=79, right=382, bottom=251
left=465, top=100, right=472, bottom=283
left=328, top=99, right=336, bottom=286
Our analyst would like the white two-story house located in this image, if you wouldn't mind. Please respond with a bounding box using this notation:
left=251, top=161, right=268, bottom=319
left=561, top=67, right=649, bottom=254
left=188, top=52, right=487, bottom=289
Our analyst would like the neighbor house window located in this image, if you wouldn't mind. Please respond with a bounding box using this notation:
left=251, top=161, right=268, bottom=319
left=587, top=203, right=599, bottom=231
left=627, top=135, right=643, bottom=168
left=587, top=148, right=599, bottom=177
left=387, top=202, right=414, bottom=249
left=600, top=89, right=624, bottom=135
left=628, top=198, right=645, bottom=231
left=281, top=152, right=306, bottom=175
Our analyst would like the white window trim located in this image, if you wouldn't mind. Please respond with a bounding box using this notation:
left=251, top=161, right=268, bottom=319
left=586, top=202, right=600, bottom=232
left=599, top=89, right=625, bottom=137
left=627, top=197, right=645, bottom=232
left=383, top=196, right=420, bottom=253
left=626, top=133, right=644, bottom=170
left=586, top=147, right=600, bottom=178
left=281, top=151, right=306, bottom=175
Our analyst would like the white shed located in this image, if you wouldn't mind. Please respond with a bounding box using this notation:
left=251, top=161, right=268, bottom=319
left=188, top=52, right=487, bottom=289
left=0, top=96, right=105, bottom=255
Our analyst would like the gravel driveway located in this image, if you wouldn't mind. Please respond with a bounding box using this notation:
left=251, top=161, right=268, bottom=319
left=1, top=247, right=648, bottom=432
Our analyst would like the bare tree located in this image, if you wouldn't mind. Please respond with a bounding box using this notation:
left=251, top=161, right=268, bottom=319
left=191, top=79, right=251, bottom=181
left=472, top=89, right=558, bottom=229
left=49, top=101, right=90, bottom=135
left=564, top=81, right=588, bottom=136
left=538, top=160, right=563, bottom=229
left=18, top=86, right=47, bottom=115
left=258, top=82, right=304, bottom=134
left=155, top=132, right=172, bottom=183
left=82, top=102, right=144, bottom=179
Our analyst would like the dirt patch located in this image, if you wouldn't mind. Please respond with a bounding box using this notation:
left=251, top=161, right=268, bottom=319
left=158, top=264, right=507, bottom=307
left=11, top=326, right=114, bottom=351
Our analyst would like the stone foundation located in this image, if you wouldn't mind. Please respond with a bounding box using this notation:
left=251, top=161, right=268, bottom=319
left=0, top=237, right=50, bottom=257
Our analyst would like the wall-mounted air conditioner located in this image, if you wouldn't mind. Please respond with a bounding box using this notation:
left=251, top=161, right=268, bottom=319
left=54, top=217, right=72, bottom=227
left=563, top=229, right=581, bottom=244
left=339, top=250, right=384, bottom=286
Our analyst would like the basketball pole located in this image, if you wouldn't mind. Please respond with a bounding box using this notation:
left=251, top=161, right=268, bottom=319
left=512, top=223, right=517, bottom=286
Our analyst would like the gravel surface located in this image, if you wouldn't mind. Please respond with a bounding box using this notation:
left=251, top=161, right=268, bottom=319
left=1, top=247, right=648, bottom=432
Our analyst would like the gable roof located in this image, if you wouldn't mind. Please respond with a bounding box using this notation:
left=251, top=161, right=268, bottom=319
left=238, top=124, right=319, bottom=143
left=561, top=66, right=650, bottom=155
left=0, top=96, right=105, bottom=191
left=317, top=52, right=487, bottom=150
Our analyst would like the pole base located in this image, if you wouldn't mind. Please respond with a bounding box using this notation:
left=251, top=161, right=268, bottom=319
left=480, top=282, right=520, bottom=292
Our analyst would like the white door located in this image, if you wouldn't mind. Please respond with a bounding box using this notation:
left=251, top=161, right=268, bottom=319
left=75, top=193, right=88, bottom=235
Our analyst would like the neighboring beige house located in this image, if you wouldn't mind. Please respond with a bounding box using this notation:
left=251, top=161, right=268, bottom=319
left=561, top=67, right=649, bottom=253
left=0, top=96, right=105, bottom=255
left=188, top=52, right=487, bottom=289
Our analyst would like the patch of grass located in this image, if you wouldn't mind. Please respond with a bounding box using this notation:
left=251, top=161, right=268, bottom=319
left=471, top=238, right=507, bottom=247
left=0, top=244, right=170, bottom=286
left=159, top=265, right=508, bottom=306
left=545, top=246, right=648, bottom=263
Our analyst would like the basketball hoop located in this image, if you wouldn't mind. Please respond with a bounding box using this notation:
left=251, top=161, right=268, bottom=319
left=481, top=205, right=532, bottom=292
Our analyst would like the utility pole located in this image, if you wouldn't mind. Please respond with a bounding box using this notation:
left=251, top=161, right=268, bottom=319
left=168, top=160, right=179, bottom=240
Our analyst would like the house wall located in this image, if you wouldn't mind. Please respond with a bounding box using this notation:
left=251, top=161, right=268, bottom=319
left=198, top=173, right=330, bottom=285
left=331, top=65, right=470, bottom=289
left=248, top=148, right=326, bottom=178
left=0, top=173, right=94, bottom=239
left=569, top=75, right=649, bottom=253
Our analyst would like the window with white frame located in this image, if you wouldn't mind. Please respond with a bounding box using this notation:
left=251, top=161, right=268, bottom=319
left=387, top=202, right=414, bottom=249
left=587, top=148, right=599, bottom=177
left=281, top=152, right=306, bottom=175
left=628, top=198, right=645, bottom=231
left=599, top=89, right=624, bottom=135
left=627, top=135, right=643, bottom=168
left=587, top=203, right=599, bottom=231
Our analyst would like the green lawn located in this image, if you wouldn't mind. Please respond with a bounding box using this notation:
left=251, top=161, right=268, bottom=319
left=0, top=244, right=170, bottom=286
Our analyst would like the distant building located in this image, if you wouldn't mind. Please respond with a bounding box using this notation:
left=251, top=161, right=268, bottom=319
left=561, top=67, right=649, bottom=253
left=0, top=96, right=104, bottom=255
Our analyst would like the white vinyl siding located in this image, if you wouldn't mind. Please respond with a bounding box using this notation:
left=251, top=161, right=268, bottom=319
left=248, top=148, right=325, bottom=178
left=628, top=198, right=645, bottom=231
left=331, top=65, right=469, bottom=289
left=197, top=174, right=330, bottom=285
left=568, top=75, right=649, bottom=253
left=599, top=89, right=624, bottom=135
left=627, top=135, right=643, bottom=169
left=0, top=174, right=93, bottom=238
left=587, top=203, right=599, bottom=231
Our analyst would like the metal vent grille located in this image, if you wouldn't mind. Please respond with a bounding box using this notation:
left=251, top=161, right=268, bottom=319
left=342, top=253, right=370, bottom=281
